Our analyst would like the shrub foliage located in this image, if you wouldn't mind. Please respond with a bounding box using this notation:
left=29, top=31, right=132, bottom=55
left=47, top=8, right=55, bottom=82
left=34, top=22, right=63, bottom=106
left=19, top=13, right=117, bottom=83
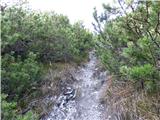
left=93, top=0, right=160, bottom=92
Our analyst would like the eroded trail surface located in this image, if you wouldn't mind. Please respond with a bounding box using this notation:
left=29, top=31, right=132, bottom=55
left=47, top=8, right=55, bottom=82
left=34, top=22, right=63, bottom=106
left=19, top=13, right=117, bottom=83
left=45, top=51, right=107, bottom=120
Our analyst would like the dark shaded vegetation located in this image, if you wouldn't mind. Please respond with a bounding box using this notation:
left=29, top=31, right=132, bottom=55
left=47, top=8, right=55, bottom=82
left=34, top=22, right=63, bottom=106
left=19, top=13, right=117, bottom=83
left=93, top=0, right=160, bottom=93
left=93, top=0, right=160, bottom=119
left=1, top=0, right=160, bottom=119
left=1, top=1, right=92, bottom=119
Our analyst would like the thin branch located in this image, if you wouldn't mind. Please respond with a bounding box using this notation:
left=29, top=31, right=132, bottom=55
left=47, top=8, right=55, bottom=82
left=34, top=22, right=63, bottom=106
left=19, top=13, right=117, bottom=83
left=155, top=12, right=160, bottom=35
left=147, top=30, right=160, bottom=48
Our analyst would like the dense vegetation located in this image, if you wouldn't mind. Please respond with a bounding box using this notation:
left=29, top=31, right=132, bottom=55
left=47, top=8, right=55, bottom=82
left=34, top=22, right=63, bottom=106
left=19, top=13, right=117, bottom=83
left=1, top=2, right=92, bottom=119
left=1, top=0, right=160, bottom=119
left=93, top=0, right=160, bottom=93
left=93, top=0, right=160, bottom=119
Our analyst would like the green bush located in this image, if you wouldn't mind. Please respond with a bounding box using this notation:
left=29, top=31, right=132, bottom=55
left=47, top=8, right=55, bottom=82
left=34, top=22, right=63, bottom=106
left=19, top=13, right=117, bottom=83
left=2, top=5, right=93, bottom=63
left=1, top=2, right=93, bottom=119
left=1, top=52, right=42, bottom=98
left=1, top=94, right=37, bottom=120
left=128, top=64, right=159, bottom=92
left=129, top=64, right=156, bottom=80
left=93, top=1, right=160, bottom=92
left=1, top=2, right=93, bottom=98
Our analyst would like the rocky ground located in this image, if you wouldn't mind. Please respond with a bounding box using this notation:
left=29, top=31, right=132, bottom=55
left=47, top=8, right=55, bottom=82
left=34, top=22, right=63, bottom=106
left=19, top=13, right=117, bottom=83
left=40, top=51, right=110, bottom=120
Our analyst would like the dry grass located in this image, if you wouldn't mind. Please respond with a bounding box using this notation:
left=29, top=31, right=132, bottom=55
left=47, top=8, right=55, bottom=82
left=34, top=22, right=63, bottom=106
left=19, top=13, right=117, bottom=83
left=18, top=62, right=78, bottom=119
left=101, top=75, right=160, bottom=120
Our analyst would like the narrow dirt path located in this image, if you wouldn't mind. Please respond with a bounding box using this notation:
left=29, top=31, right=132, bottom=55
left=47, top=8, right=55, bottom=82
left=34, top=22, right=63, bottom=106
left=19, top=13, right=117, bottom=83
left=45, top=51, right=108, bottom=120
